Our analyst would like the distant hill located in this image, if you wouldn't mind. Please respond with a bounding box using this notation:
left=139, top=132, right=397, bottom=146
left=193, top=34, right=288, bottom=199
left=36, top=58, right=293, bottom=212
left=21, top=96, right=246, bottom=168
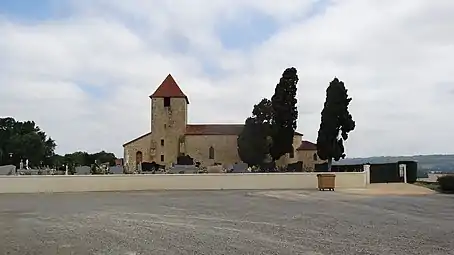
left=335, top=154, right=454, bottom=172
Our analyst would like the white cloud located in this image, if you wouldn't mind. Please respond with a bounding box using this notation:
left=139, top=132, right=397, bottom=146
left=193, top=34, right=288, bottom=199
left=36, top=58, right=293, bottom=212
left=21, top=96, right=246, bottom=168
left=0, top=0, right=453, bottom=157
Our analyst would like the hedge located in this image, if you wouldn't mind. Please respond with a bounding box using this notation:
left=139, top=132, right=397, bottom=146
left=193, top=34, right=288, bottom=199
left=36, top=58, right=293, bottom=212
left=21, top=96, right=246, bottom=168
left=437, top=175, right=454, bottom=193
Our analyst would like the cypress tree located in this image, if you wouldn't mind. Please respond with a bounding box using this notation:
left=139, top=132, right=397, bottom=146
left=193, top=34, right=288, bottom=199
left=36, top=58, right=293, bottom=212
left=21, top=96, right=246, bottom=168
left=270, top=67, right=299, bottom=160
left=316, top=78, right=355, bottom=171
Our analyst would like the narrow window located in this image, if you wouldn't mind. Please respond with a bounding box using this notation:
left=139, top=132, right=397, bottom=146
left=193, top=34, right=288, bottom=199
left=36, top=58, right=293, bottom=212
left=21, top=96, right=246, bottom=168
left=161, top=139, right=164, bottom=146
left=209, top=146, right=215, bottom=159
left=136, top=151, right=143, bottom=163
left=136, top=151, right=143, bottom=171
left=160, top=155, right=164, bottom=162
left=289, top=150, right=294, bottom=158
left=164, top=97, right=171, bottom=107
left=313, top=153, right=317, bottom=161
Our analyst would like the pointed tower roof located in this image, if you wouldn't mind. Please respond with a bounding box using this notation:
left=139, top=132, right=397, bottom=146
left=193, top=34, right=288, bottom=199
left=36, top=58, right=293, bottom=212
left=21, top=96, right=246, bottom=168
left=149, top=74, right=189, bottom=104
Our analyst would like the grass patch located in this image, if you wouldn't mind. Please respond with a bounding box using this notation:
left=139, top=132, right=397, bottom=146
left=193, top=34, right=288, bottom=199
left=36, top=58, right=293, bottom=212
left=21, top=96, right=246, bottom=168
left=414, top=181, right=441, bottom=192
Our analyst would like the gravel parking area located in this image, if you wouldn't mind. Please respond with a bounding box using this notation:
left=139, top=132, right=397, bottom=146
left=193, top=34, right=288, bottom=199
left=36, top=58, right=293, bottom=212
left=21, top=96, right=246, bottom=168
left=1, top=190, right=453, bottom=255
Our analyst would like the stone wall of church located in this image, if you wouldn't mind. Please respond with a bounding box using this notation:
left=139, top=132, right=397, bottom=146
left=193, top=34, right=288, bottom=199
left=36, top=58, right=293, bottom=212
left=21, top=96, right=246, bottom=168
left=297, top=150, right=327, bottom=171
left=151, top=97, right=187, bottom=166
left=123, top=133, right=152, bottom=173
left=184, top=135, right=241, bottom=167
left=123, top=131, right=325, bottom=172
left=276, top=135, right=303, bottom=167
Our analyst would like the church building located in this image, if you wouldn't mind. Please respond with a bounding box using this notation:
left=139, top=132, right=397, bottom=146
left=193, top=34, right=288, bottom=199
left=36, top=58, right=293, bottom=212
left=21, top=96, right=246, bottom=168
left=122, top=74, right=325, bottom=172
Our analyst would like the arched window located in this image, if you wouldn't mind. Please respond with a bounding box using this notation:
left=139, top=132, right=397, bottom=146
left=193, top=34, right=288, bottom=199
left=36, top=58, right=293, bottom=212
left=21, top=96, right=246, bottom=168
left=136, top=151, right=143, bottom=171
left=313, top=153, right=317, bottom=161
left=209, top=146, right=215, bottom=159
left=136, top=151, right=143, bottom=164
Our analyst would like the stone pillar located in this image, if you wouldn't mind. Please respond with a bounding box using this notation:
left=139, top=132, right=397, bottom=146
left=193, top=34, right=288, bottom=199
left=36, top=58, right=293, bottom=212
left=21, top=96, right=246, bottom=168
left=363, top=164, right=371, bottom=185
left=399, top=164, right=407, bottom=183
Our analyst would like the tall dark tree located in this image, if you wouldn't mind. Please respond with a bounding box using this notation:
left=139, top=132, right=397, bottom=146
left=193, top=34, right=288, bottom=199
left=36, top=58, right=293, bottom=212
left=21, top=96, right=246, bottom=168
left=270, top=67, right=299, bottom=160
left=252, top=98, right=273, bottom=124
left=237, top=118, right=269, bottom=167
left=0, top=117, right=56, bottom=167
left=316, top=78, right=355, bottom=171
left=237, top=99, right=273, bottom=166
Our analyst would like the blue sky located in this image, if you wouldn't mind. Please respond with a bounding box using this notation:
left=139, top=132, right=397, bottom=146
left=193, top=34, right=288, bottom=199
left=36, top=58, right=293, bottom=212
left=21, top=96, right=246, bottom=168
left=0, top=0, right=330, bottom=83
left=0, top=0, right=282, bottom=85
left=0, top=0, right=330, bottom=54
left=0, top=0, right=64, bottom=21
left=1, top=0, right=453, bottom=157
left=0, top=0, right=278, bottom=49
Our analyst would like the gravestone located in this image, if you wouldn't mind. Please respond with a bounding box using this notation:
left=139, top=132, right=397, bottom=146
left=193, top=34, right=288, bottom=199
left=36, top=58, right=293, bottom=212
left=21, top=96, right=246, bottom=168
left=0, top=165, right=16, bottom=175
left=231, top=162, right=248, bottom=173
left=109, top=166, right=124, bottom=174
left=168, top=165, right=199, bottom=174
left=75, top=166, right=91, bottom=175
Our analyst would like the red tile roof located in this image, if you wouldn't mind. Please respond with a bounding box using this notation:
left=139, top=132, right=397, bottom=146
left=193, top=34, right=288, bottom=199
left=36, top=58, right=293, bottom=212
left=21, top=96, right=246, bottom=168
left=186, top=124, right=244, bottom=135
left=186, top=124, right=303, bottom=136
left=123, top=126, right=304, bottom=145
left=296, top=140, right=317, bottom=151
left=150, top=74, right=189, bottom=104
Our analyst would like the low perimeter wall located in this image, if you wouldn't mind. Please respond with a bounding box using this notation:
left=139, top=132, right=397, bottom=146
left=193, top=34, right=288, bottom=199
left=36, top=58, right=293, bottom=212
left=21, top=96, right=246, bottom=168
left=0, top=172, right=366, bottom=194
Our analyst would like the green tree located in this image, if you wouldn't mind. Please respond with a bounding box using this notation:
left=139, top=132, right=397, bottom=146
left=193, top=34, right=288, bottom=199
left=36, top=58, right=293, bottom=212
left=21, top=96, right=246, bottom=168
left=63, top=151, right=91, bottom=166
left=270, top=67, right=299, bottom=160
left=54, top=151, right=117, bottom=170
left=316, top=78, right=355, bottom=171
left=0, top=117, right=56, bottom=167
left=237, top=99, right=273, bottom=166
left=91, top=151, right=117, bottom=166
left=51, top=154, right=65, bottom=168
left=252, top=98, right=273, bottom=124
left=0, top=117, right=118, bottom=171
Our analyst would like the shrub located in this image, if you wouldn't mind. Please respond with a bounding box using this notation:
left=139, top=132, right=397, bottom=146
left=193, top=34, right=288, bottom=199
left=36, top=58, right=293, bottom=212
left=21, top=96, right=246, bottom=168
left=437, top=175, right=454, bottom=193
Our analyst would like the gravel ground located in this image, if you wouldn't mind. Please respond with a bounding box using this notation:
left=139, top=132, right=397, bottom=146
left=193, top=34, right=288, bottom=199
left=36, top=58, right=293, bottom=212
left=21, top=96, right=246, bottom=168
left=0, top=190, right=453, bottom=255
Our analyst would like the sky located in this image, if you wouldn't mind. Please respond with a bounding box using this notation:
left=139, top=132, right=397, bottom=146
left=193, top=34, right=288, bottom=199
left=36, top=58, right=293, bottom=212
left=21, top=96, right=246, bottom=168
left=0, top=0, right=453, bottom=158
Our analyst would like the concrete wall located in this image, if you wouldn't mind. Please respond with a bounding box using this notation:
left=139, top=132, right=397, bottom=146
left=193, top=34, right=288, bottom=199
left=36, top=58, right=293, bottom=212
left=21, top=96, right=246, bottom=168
left=0, top=172, right=366, bottom=194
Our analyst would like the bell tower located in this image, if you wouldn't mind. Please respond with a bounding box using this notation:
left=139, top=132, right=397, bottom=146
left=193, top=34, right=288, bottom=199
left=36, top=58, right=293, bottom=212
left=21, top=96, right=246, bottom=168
left=149, top=74, right=189, bottom=165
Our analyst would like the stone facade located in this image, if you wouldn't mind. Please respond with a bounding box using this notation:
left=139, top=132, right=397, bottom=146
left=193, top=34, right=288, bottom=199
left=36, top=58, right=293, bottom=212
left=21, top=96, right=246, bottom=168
left=123, top=74, right=326, bottom=172
left=184, top=135, right=240, bottom=166
left=123, top=133, right=152, bottom=173
left=275, top=135, right=305, bottom=167
left=150, top=97, right=187, bottom=165
left=296, top=141, right=327, bottom=171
